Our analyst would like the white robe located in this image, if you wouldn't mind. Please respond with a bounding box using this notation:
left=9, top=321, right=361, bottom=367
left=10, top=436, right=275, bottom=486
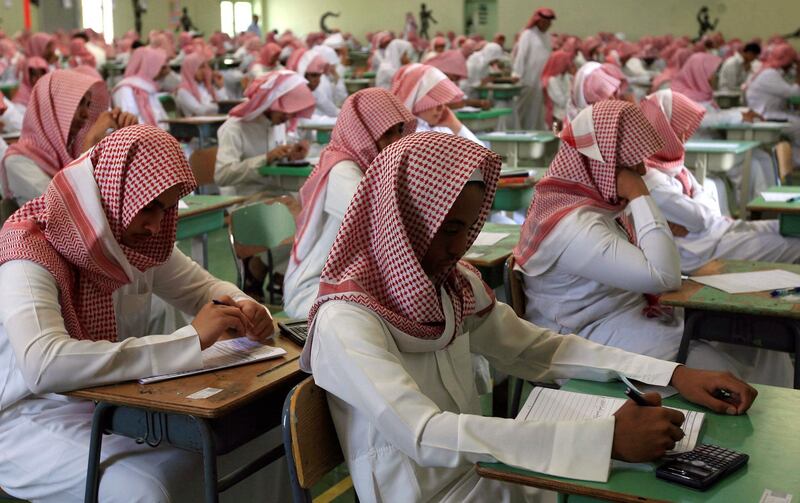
left=519, top=195, right=793, bottom=387
left=512, top=27, right=550, bottom=129
left=175, top=83, right=229, bottom=117
left=283, top=160, right=362, bottom=318
left=1, top=97, right=24, bottom=132
left=416, top=117, right=484, bottom=147
left=745, top=68, right=800, bottom=167
left=546, top=73, right=572, bottom=125
left=310, top=265, right=683, bottom=502
left=112, top=82, right=169, bottom=130
left=718, top=52, right=747, bottom=93
left=311, top=76, right=341, bottom=118
left=2, top=154, right=52, bottom=207
left=644, top=168, right=800, bottom=272
left=0, top=249, right=291, bottom=503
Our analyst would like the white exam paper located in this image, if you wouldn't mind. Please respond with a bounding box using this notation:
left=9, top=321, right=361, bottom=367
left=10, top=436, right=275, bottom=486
left=691, top=269, right=800, bottom=294
left=760, top=191, right=800, bottom=202
left=473, top=231, right=508, bottom=247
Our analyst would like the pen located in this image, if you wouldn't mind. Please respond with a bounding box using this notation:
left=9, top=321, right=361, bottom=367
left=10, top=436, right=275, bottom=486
left=769, top=286, right=800, bottom=297
left=620, top=375, right=653, bottom=407
left=787, top=196, right=800, bottom=203
left=712, top=388, right=734, bottom=401
left=212, top=299, right=227, bottom=306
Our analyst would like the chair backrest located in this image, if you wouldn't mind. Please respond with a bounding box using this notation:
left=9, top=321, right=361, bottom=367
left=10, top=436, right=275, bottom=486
left=774, top=141, right=793, bottom=184
left=283, top=377, right=345, bottom=493
left=231, top=201, right=296, bottom=250
left=189, top=147, right=218, bottom=186
left=504, top=255, right=526, bottom=317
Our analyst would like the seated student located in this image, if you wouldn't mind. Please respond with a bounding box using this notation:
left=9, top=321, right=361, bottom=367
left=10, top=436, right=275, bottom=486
left=175, top=52, right=229, bottom=117
left=0, top=125, right=274, bottom=502
left=112, top=46, right=171, bottom=128
left=368, top=31, right=393, bottom=72
left=566, top=61, right=630, bottom=120
left=650, top=47, right=692, bottom=92
left=249, top=42, right=282, bottom=78
left=283, top=89, right=415, bottom=318
left=516, top=100, right=792, bottom=387
left=640, top=89, right=800, bottom=272
left=215, top=70, right=314, bottom=196
left=718, top=42, right=760, bottom=93
left=745, top=44, right=800, bottom=169
left=422, top=35, right=447, bottom=62
left=391, top=63, right=483, bottom=145
left=1, top=69, right=137, bottom=207
left=305, top=130, right=758, bottom=502
left=465, top=42, right=507, bottom=96
left=541, top=49, right=576, bottom=129
left=288, top=47, right=339, bottom=118
left=375, top=39, right=414, bottom=89
left=11, top=56, right=50, bottom=115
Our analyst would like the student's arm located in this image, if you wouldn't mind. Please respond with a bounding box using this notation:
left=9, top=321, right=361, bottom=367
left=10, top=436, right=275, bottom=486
left=311, top=302, right=619, bottom=482
left=323, top=161, right=363, bottom=220
left=558, top=197, right=682, bottom=293
left=213, top=124, right=268, bottom=187
left=0, top=260, right=202, bottom=394
left=112, top=86, right=141, bottom=119
left=176, top=88, right=217, bottom=117
left=3, top=155, right=53, bottom=207
left=1, top=99, right=24, bottom=131
left=511, top=31, right=529, bottom=80
left=759, top=71, right=800, bottom=99
left=547, top=76, right=570, bottom=111
left=645, top=172, right=715, bottom=232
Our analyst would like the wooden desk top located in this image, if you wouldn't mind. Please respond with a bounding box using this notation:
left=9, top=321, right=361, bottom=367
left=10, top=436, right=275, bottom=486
left=465, top=222, right=521, bottom=268
left=165, top=115, right=227, bottom=125
left=477, top=130, right=557, bottom=143
left=660, top=259, right=800, bottom=319
left=179, top=194, right=248, bottom=219
left=746, top=185, right=800, bottom=215
left=68, top=333, right=303, bottom=418
left=684, top=139, right=761, bottom=154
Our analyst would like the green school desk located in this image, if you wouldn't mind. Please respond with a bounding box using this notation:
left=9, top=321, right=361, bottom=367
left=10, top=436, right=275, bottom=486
left=178, top=194, right=246, bottom=269
left=746, top=185, right=800, bottom=235
left=0, top=83, right=17, bottom=100
left=465, top=222, right=521, bottom=289
left=344, top=78, right=372, bottom=95
left=660, top=259, right=800, bottom=388
left=297, top=121, right=335, bottom=145
left=683, top=139, right=760, bottom=216
left=165, top=115, right=228, bottom=150
left=788, top=95, right=800, bottom=110
left=456, top=107, right=514, bottom=132
left=68, top=331, right=305, bottom=503
left=476, top=83, right=523, bottom=101
left=477, top=379, right=800, bottom=502
left=709, top=121, right=788, bottom=148
left=478, top=131, right=558, bottom=167
left=712, top=91, right=742, bottom=109
left=258, top=164, right=314, bottom=193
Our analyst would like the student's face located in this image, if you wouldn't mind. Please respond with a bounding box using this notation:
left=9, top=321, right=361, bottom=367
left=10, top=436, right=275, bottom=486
left=122, top=185, right=184, bottom=247
left=266, top=109, right=292, bottom=125
left=743, top=51, right=757, bottom=63
left=305, top=72, right=322, bottom=91
left=29, top=67, right=47, bottom=86
left=617, top=162, right=646, bottom=177
left=44, top=41, right=57, bottom=64
left=375, top=123, right=405, bottom=151
left=69, top=91, right=92, bottom=142
left=195, top=62, right=210, bottom=83
left=434, top=43, right=445, bottom=53
left=420, top=183, right=485, bottom=278
left=537, top=19, right=553, bottom=33
left=400, top=52, right=411, bottom=65
left=418, top=104, right=445, bottom=126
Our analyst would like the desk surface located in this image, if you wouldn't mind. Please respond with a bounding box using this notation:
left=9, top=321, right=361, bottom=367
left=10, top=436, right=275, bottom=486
left=660, top=259, right=800, bottom=319
left=68, top=334, right=303, bottom=418
left=298, top=121, right=336, bottom=131
left=746, top=185, right=800, bottom=214
left=788, top=96, right=800, bottom=105
left=258, top=164, right=314, bottom=177
left=477, top=130, right=557, bottom=143
left=684, top=139, right=761, bottom=154
left=709, top=121, right=788, bottom=132
left=456, top=107, right=513, bottom=119
left=465, top=222, right=521, bottom=268
left=477, top=379, right=800, bottom=503
left=179, top=194, right=247, bottom=219
left=165, top=115, right=228, bottom=125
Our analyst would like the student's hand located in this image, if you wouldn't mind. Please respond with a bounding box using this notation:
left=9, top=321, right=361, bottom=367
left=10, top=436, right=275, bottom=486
left=438, top=107, right=463, bottom=134
left=0, top=121, right=5, bottom=133
left=235, top=299, right=275, bottom=342
left=213, top=72, right=225, bottom=89
left=740, top=109, right=762, bottom=123
left=668, top=221, right=689, bottom=237
left=266, top=144, right=295, bottom=164
left=479, top=99, right=492, bottom=110
left=616, top=168, right=650, bottom=201
left=109, top=107, right=139, bottom=129
left=670, top=366, right=758, bottom=415
left=288, top=140, right=309, bottom=161
left=612, top=393, right=686, bottom=462
left=191, top=296, right=252, bottom=350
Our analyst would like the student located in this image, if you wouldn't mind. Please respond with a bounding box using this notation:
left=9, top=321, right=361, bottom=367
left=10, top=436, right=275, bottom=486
left=368, top=31, right=393, bottom=72
left=175, top=52, right=229, bottom=117
left=650, top=47, right=692, bottom=92
left=465, top=42, right=507, bottom=95
left=289, top=47, right=339, bottom=118
left=566, top=61, right=629, bottom=120
left=718, top=42, right=761, bottom=93
left=640, top=89, right=800, bottom=272
left=214, top=70, right=314, bottom=196
left=512, top=7, right=554, bottom=129
left=375, top=39, right=414, bottom=89
left=0, top=125, right=274, bottom=502
left=283, top=88, right=416, bottom=318
left=1, top=69, right=137, bottom=207
left=422, top=35, right=447, bottom=62
left=540, top=49, right=575, bottom=128
left=516, top=100, right=792, bottom=387
left=304, top=130, right=758, bottom=502
left=249, top=42, right=282, bottom=77
left=11, top=56, right=50, bottom=113
left=391, top=63, right=483, bottom=145
left=112, top=46, right=170, bottom=128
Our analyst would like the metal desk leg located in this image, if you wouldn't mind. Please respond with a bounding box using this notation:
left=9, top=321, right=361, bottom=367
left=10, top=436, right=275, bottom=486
left=791, top=322, right=800, bottom=389
left=191, top=417, right=220, bottom=503
left=84, top=402, right=116, bottom=503
left=677, top=310, right=700, bottom=364
left=190, top=234, right=210, bottom=269
left=740, top=147, right=753, bottom=219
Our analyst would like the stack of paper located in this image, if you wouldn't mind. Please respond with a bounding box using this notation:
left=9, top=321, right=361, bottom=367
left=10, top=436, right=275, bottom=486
left=691, top=269, right=800, bottom=294
left=760, top=192, right=800, bottom=203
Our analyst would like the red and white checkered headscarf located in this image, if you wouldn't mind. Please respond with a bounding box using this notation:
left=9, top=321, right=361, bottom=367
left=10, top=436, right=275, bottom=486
left=426, top=49, right=468, bottom=79
left=302, top=132, right=501, bottom=368
left=113, top=47, right=168, bottom=125
left=641, top=90, right=706, bottom=196
left=525, top=7, right=556, bottom=29
left=290, top=88, right=416, bottom=268
left=12, top=55, right=50, bottom=107
left=2, top=69, right=109, bottom=197
left=179, top=52, right=217, bottom=104
left=540, top=49, right=574, bottom=125
left=670, top=52, right=721, bottom=103
left=228, top=70, right=315, bottom=122
left=514, top=100, right=664, bottom=265
left=391, top=63, right=463, bottom=114
left=0, top=125, right=196, bottom=342
left=567, top=62, right=627, bottom=120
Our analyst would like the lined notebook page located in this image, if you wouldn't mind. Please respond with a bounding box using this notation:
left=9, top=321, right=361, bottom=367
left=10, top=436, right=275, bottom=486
left=517, top=387, right=704, bottom=453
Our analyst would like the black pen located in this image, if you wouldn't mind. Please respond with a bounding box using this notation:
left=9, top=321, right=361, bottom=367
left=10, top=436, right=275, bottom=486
left=621, top=375, right=653, bottom=406
left=712, top=388, right=735, bottom=401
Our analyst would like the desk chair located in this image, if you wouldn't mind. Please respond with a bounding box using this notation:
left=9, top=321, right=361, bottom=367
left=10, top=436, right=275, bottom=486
left=230, top=201, right=296, bottom=304
left=282, top=377, right=355, bottom=503
left=189, top=147, right=218, bottom=193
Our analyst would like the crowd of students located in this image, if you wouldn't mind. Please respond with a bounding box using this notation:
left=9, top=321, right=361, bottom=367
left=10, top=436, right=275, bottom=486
left=0, top=7, right=797, bottom=501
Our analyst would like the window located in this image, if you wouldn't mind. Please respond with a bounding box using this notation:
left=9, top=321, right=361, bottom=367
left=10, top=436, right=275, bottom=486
left=81, top=0, right=114, bottom=44
left=220, top=1, right=254, bottom=36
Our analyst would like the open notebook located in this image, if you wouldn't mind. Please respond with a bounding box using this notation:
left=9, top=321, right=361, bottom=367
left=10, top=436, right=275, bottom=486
left=517, top=387, right=704, bottom=453
left=139, top=337, right=287, bottom=384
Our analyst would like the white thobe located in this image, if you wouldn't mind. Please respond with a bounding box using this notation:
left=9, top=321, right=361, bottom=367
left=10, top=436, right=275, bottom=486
left=0, top=249, right=291, bottom=502
left=1, top=97, right=24, bottom=132
left=175, top=83, right=229, bottom=117
left=546, top=74, right=572, bottom=124
left=312, top=76, right=341, bottom=118
left=512, top=27, right=550, bottom=129
left=519, top=195, right=793, bottom=387
left=112, top=85, right=169, bottom=130
left=283, top=160, right=362, bottom=318
left=2, top=154, right=52, bottom=207
left=745, top=68, right=800, bottom=167
left=718, top=52, right=747, bottom=92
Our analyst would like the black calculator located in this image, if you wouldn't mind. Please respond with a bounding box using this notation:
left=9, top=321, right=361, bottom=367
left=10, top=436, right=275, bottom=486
left=656, top=444, right=748, bottom=491
left=278, top=319, right=309, bottom=346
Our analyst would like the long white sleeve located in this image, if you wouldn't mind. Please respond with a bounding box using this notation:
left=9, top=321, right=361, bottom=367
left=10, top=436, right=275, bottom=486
left=0, top=260, right=203, bottom=395
left=112, top=86, right=141, bottom=118
left=3, top=154, right=53, bottom=206
left=175, top=88, right=218, bottom=117
left=645, top=171, right=717, bottom=233
left=718, top=55, right=744, bottom=92
left=512, top=31, right=531, bottom=81
left=214, top=122, right=267, bottom=187
left=558, top=196, right=682, bottom=293
left=1, top=98, right=24, bottom=131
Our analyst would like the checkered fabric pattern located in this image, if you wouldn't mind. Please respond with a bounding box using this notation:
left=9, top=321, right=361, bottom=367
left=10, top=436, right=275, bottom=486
left=0, top=125, right=196, bottom=341
left=229, top=70, right=315, bottom=122
left=291, top=88, right=417, bottom=266
left=113, top=47, right=169, bottom=125
left=426, top=50, right=469, bottom=79
left=307, top=132, right=501, bottom=347
left=391, top=63, right=464, bottom=114
left=179, top=53, right=217, bottom=103
left=514, top=100, right=664, bottom=264
left=670, top=53, right=722, bottom=103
